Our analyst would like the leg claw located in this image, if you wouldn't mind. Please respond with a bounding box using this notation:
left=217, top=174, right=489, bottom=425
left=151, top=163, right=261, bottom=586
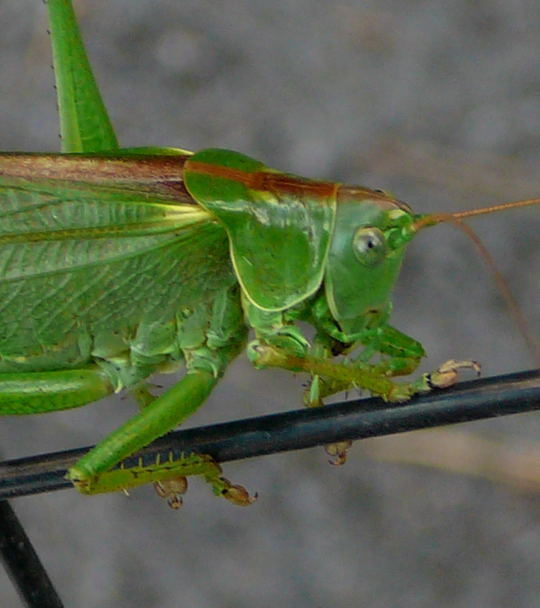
left=325, top=441, right=352, bottom=466
left=427, top=359, right=481, bottom=389
left=154, top=476, right=188, bottom=510
left=220, top=481, right=257, bottom=506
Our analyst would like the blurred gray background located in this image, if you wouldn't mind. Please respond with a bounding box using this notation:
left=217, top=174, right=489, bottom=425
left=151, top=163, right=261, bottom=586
left=1, top=1, right=540, bottom=606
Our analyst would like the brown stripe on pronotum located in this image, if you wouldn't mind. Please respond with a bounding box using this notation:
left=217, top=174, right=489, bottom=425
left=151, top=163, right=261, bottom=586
left=186, top=160, right=338, bottom=201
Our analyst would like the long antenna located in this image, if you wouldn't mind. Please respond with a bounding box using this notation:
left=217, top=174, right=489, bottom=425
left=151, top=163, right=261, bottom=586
left=413, top=196, right=540, bottom=232
left=412, top=197, right=540, bottom=363
left=451, top=197, right=540, bottom=220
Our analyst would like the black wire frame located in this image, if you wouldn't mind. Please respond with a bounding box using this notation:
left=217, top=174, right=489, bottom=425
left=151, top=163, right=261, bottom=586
left=2, top=368, right=540, bottom=606
left=2, top=369, right=540, bottom=499
left=0, top=500, right=64, bottom=608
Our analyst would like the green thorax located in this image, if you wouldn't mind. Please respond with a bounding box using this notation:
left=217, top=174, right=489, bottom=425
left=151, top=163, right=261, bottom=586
left=184, top=148, right=336, bottom=311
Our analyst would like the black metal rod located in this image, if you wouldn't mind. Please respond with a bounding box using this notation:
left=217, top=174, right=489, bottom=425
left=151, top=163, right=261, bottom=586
left=0, top=500, right=64, bottom=608
left=1, top=369, right=540, bottom=500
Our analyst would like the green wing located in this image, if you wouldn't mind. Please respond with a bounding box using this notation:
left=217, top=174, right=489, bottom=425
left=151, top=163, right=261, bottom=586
left=0, top=164, right=232, bottom=371
left=184, top=148, right=337, bottom=311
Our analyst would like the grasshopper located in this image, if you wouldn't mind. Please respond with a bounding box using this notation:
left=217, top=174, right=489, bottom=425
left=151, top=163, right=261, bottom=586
left=1, top=0, right=538, bottom=508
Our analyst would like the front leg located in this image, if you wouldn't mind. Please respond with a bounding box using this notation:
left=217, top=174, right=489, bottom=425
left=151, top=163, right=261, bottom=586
left=244, top=295, right=433, bottom=402
left=251, top=343, right=479, bottom=466
left=251, top=330, right=479, bottom=403
left=301, top=326, right=422, bottom=407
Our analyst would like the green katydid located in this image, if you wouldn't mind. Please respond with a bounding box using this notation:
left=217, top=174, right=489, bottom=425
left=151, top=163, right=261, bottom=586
left=1, top=0, right=538, bottom=508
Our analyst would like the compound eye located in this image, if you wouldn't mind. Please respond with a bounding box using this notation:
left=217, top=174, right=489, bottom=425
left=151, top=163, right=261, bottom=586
left=352, top=226, right=386, bottom=266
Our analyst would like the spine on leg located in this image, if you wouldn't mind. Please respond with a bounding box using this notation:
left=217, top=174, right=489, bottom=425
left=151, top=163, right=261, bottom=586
left=69, top=370, right=218, bottom=481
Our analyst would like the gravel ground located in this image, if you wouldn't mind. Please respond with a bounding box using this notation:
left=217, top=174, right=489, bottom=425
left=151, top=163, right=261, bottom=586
left=1, top=1, right=540, bottom=607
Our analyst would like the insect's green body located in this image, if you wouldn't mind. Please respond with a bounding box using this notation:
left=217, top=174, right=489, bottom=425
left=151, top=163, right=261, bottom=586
left=0, top=1, right=504, bottom=505
left=0, top=149, right=415, bottom=392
